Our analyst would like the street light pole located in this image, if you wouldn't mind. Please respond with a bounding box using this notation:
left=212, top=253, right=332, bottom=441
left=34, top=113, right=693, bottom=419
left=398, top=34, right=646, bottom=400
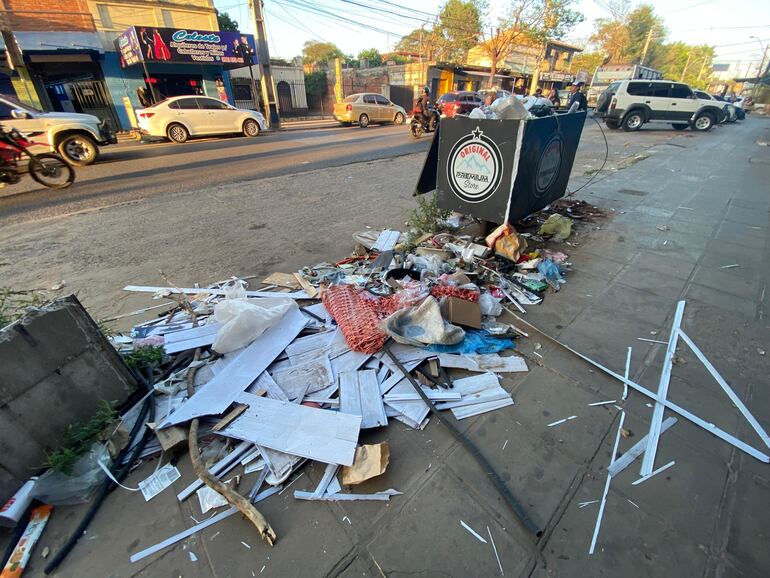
left=750, top=36, right=768, bottom=80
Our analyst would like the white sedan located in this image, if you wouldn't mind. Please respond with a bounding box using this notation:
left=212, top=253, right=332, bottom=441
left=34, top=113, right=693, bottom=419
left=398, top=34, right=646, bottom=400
left=136, top=96, right=266, bottom=143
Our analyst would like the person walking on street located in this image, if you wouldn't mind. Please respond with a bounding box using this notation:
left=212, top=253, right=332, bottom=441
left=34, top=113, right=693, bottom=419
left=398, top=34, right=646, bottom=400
left=567, top=82, right=587, bottom=112
left=548, top=88, right=561, bottom=107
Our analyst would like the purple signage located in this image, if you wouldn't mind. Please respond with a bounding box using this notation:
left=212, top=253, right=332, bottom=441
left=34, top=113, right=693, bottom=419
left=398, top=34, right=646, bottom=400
left=115, top=27, right=257, bottom=69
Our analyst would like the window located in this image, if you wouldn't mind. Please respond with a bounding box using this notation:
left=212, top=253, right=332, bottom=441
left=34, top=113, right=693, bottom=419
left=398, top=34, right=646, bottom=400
left=607, top=81, right=621, bottom=94
left=626, top=82, right=649, bottom=96
left=363, top=95, right=377, bottom=104
left=670, top=84, right=692, bottom=99
left=374, top=95, right=389, bottom=106
left=161, top=9, right=174, bottom=27
left=197, top=98, right=229, bottom=110
left=97, top=5, right=113, bottom=29
left=694, top=91, right=710, bottom=100
left=650, top=83, right=670, bottom=97
left=438, top=93, right=456, bottom=102
left=169, top=98, right=199, bottom=110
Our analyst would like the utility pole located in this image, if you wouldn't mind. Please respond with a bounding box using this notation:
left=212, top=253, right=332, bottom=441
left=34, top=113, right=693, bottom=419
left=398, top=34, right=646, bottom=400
left=679, top=52, right=692, bottom=82
left=697, top=56, right=708, bottom=81
left=247, top=0, right=279, bottom=128
left=529, top=0, right=550, bottom=95
left=640, top=28, right=653, bottom=66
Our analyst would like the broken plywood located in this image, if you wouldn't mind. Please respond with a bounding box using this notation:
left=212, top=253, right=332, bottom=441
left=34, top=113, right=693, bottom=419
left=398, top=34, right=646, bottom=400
left=339, top=370, right=388, bottom=429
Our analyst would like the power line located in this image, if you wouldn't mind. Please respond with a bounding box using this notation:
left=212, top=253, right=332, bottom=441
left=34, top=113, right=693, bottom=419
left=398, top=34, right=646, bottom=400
left=663, top=0, right=718, bottom=14
left=275, top=0, right=403, bottom=36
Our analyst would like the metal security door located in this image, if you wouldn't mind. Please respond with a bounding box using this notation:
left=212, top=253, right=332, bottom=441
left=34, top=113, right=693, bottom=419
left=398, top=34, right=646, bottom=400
left=70, top=80, right=120, bottom=128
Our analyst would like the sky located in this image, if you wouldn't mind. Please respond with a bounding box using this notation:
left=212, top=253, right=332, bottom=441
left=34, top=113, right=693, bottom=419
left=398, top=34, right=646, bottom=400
left=215, top=0, right=770, bottom=75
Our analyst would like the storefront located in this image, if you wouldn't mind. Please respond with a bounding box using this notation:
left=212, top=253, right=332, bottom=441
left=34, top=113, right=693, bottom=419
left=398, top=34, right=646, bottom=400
left=104, top=26, right=256, bottom=130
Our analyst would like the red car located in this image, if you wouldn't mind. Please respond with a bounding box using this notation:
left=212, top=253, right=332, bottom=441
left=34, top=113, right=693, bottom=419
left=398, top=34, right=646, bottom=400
left=436, top=91, right=483, bottom=117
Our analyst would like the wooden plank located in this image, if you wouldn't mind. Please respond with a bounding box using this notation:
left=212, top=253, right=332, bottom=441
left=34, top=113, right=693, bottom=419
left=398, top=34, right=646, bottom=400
left=160, top=307, right=308, bottom=428
left=292, top=273, right=318, bottom=298
left=261, top=272, right=301, bottom=289
left=212, top=404, right=249, bottom=433
left=223, top=392, right=362, bottom=466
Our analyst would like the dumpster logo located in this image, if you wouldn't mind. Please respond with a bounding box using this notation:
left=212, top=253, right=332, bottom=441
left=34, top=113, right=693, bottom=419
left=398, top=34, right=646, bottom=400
left=447, top=127, right=503, bottom=203
left=535, top=137, right=562, bottom=196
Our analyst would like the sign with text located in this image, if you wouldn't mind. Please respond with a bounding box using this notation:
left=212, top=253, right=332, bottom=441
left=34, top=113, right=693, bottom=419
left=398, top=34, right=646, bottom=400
left=115, top=27, right=257, bottom=69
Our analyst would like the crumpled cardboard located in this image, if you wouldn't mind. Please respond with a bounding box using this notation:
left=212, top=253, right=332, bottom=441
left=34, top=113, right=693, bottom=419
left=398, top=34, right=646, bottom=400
left=341, top=442, right=390, bottom=485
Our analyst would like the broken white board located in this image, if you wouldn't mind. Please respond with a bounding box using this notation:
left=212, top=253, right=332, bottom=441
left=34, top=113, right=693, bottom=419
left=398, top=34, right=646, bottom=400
left=371, top=229, right=400, bottom=252
left=285, top=331, right=336, bottom=359
left=438, top=353, right=528, bottom=373
left=294, top=488, right=402, bottom=501
left=163, top=323, right=222, bottom=354
left=435, top=389, right=510, bottom=411
left=123, top=284, right=310, bottom=299
left=607, top=417, right=678, bottom=477
left=247, top=371, right=289, bottom=401
left=270, top=356, right=334, bottom=400
left=224, top=392, right=362, bottom=466
left=384, top=389, right=462, bottom=402
left=339, top=370, right=388, bottom=429
left=452, top=397, right=514, bottom=420
left=330, top=349, right=371, bottom=378
left=160, top=307, right=308, bottom=428
left=383, top=382, right=429, bottom=430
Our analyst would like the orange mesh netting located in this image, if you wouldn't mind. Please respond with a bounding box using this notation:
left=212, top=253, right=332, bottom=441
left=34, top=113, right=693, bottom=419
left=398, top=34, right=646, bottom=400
left=429, top=285, right=479, bottom=303
left=323, top=285, right=408, bottom=353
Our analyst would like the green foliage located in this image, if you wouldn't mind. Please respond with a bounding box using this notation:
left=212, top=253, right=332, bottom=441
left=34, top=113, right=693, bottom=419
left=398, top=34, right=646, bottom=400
left=571, top=51, right=608, bottom=75
left=305, top=71, right=328, bottom=96
left=123, top=345, right=164, bottom=371
left=539, top=0, right=584, bottom=40
left=358, top=48, right=383, bottom=67
left=434, top=0, right=485, bottom=63
left=659, top=43, right=715, bottom=89
left=623, top=4, right=666, bottom=65
left=0, top=287, right=48, bottom=327
left=395, top=29, right=423, bottom=54
left=216, top=9, right=238, bottom=32
left=45, top=400, right=118, bottom=475
left=407, top=193, right=452, bottom=237
left=302, top=40, right=344, bottom=68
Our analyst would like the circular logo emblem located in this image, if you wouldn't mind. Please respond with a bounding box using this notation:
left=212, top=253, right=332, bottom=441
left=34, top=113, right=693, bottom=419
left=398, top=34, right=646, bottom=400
left=446, top=128, right=503, bottom=203
left=535, top=137, right=562, bottom=196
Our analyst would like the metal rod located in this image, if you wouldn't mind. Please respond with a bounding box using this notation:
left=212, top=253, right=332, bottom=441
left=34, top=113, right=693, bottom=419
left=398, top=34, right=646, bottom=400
left=383, top=342, right=543, bottom=538
left=641, top=301, right=685, bottom=476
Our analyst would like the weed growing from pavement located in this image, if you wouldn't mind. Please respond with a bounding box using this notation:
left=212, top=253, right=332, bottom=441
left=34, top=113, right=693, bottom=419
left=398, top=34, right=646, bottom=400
left=0, top=287, right=48, bottom=327
left=405, top=193, right=452, bottom=250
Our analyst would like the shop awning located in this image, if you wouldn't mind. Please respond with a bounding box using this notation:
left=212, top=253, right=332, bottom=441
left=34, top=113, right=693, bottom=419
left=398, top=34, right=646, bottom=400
left=115, top=27, right=257, bottom=69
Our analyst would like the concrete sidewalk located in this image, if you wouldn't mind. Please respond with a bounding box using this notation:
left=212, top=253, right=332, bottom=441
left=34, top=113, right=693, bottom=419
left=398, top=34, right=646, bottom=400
left=9, top=119, right=770, bottom=578
left=280, top=117, right=341, bottom=131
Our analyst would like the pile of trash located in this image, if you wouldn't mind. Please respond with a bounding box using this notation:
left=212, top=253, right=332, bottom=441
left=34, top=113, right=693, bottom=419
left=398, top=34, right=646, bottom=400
left=469, top=94, right=564, bottom=121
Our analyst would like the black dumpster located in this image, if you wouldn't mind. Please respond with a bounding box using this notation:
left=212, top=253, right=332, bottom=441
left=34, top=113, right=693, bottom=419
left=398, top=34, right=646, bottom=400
left=415, top=111, right=586, bottom=224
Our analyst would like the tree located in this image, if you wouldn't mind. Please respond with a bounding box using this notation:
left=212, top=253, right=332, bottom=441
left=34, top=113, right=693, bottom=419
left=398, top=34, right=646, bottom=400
left=302, top=41, right=344, bottom=69
left=623, top=4, right=666, bottom=66
left=571, top=50, right=609, bottom=76
left=434, top=0, right=485, bottom=63
left=590, top=18, right=630, bottom=64
left=305, top=71, right=328, bottom=96
left=216, top=9, right=238, bottom=32
left=395, top=29, right=422, bottom=54
left=358, top=48, right=383, bottom=67
left=659, top=43, right=715, bottom=89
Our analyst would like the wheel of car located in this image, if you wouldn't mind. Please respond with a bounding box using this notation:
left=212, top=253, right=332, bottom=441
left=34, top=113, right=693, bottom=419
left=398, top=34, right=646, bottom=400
left=622, top=111, right=644, bottom=132
left=57, top=134, right=99, bottom=166
left=167, top=123, right=189, bottom=143
left=393, top=112, right=405, bottom=125
left=605, top=120, right=620, bottom=130
left=359, top=114, right=369, bottom=128
left=243, top=119, right=260, bottom=137
left=693, top=113, right=715, bottom=132
left=672, top=124, right=688, bottom=131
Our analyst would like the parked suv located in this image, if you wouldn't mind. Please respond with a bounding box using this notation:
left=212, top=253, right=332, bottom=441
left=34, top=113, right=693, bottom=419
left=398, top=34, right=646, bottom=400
left=0, top=95, right=116, bottom=165
left=595, top=80, right=725, bottom=132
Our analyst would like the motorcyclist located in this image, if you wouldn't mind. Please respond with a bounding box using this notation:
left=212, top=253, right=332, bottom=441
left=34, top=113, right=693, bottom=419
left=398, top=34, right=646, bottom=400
left=414, top=87, right=433, bottom=129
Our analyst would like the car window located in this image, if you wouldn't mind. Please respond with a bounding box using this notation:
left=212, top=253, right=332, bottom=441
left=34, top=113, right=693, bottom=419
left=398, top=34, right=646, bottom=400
left=607, top=81, right=621, bottom=93
left=626, top=82, right=650, bottom=96
left=374, top=95, right=389, bottom=106
left=650, top=83, right=670, bottom=98
left=694, top=91, right=710, bottom=100
left=670, top=84, right=692, bottom=99
left=363, top=95, right=377, bottom=104
left=343, top=95, right=358, bottom=103
left=0, top=100, right=15, bottom=120
left=439, top=93, right=456, bottom=102
left=169, top=98, right=199, bottom=110
left=197, top=98, right=229, bottom=110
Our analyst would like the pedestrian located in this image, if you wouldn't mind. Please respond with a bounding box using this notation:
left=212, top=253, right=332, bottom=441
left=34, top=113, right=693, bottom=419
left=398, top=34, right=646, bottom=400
left=535, top=88, right=543, bottom=98
left=548, top=87, right=560, bottom=107
left=567, top=82, right=587, bottom=112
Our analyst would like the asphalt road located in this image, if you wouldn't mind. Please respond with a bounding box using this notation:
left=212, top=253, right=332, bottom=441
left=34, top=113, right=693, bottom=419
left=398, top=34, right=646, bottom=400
left=0, top=123, right=429, bottom=224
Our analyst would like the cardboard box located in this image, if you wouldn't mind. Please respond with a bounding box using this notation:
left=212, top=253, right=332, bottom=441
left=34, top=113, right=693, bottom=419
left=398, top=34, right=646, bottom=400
left=443, top=297, right=482, bottom=329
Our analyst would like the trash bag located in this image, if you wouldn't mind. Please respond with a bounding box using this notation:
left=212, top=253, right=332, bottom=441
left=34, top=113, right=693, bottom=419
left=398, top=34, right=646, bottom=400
left=485, top=223, right=528, bottom=262
left=425, top=329, right=514, bottom=354
left=211, top=283, right=296, bottom=353
left=537, top=258, right=565, bottom=291
left=479, top=292, right=502, bottom=317
left=380, top=296, right=465, bottom=347
left=538, top=214, right=573, bottom=241
left=491, top=95, right=529, bottom=120
left=32, top=444, right=110, bottom=505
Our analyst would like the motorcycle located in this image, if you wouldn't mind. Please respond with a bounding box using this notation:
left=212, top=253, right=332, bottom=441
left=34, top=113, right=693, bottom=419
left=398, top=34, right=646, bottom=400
left=0, top=126, right=75, bottom=189
left=410, top=106, right=440, bottom=139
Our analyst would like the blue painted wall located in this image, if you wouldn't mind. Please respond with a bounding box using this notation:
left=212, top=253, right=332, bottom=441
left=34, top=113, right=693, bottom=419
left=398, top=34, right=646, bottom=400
left=100, top=54, right=227, bottom=130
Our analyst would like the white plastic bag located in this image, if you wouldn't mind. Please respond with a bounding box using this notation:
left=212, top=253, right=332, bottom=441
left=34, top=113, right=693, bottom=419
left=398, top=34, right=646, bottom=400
left=32, top=444, right=110, bottom=505
left=211, top=283, right=296, bottom=353
left=479, top=292, right=503, bottom=317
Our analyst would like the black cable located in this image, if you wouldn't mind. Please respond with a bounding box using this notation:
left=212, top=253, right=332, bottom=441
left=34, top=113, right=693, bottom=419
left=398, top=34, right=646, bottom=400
left=383, top=342, right=543, bottom=538
left=43, top=394, right=155, bottom=574
left=568, top=114, right=609, bottom=196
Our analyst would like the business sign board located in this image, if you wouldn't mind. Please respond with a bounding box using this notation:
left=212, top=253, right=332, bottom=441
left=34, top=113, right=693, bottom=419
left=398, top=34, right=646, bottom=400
left=115, top=27, right=257, bottom=69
